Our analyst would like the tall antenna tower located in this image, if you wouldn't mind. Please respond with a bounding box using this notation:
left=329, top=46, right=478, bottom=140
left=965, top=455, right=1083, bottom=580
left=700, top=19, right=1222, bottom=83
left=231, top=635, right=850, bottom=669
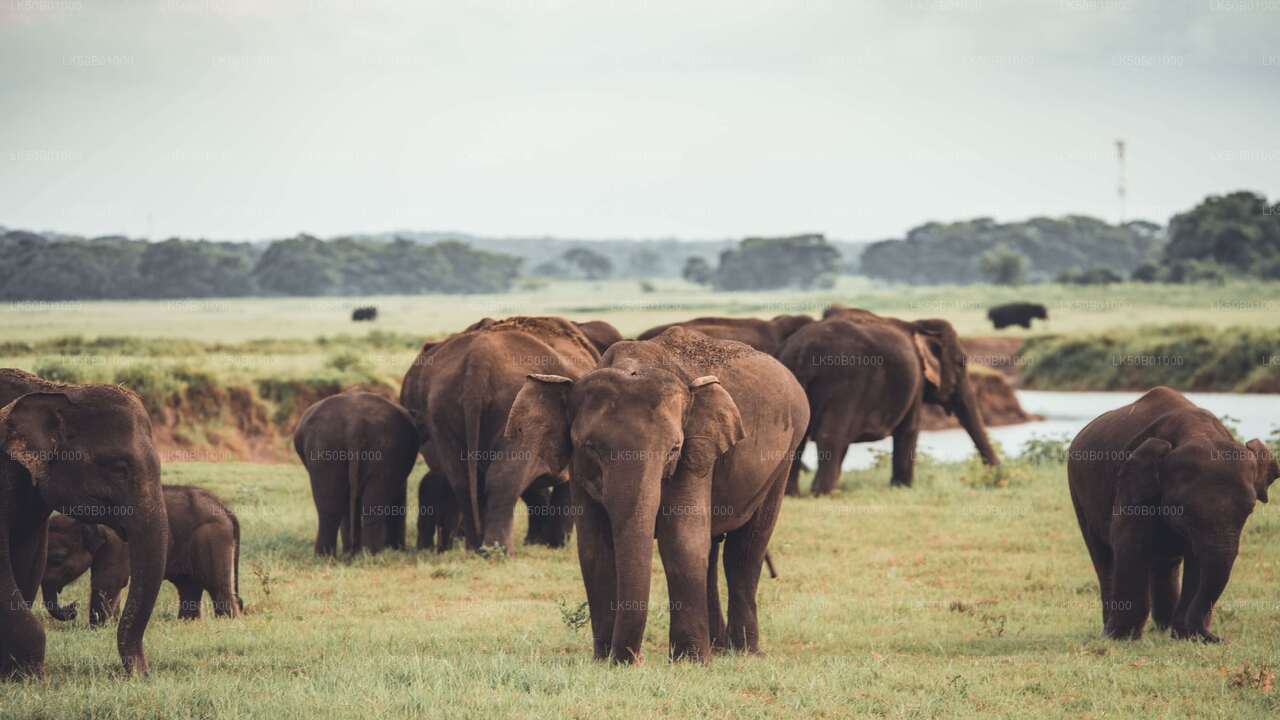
left=1115, top=139, right=1126, bottom=224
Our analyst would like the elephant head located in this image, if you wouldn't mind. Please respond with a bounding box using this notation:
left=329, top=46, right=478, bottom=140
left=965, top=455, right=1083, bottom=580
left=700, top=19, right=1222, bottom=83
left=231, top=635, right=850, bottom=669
left=0, top=387, right=168, bottom=674
left=42, top=518, right=129, bottom=626
left=1113, top=435, right=1279, bottom=641
left=909, top=319, right=999, bottom=466
left=502, top=366, right=743, bottom=661
left=769, top=314, right=815, bottom=345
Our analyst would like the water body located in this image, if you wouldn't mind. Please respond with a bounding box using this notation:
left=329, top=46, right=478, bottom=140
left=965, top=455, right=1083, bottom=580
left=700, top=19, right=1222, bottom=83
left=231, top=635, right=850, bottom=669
left=804, top=390, right=1280, bottom=471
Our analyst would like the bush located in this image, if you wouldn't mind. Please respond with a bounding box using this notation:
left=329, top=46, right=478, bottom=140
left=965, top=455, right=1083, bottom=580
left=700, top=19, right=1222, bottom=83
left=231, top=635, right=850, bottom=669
left=34, top=359, right=84, bottom=385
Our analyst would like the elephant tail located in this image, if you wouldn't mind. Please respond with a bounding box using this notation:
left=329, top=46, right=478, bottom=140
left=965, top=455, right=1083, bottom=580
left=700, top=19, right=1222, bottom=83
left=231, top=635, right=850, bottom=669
left=229, top=507, right=243, bottom=612
left=463, top=393, right=484, bottom=547
left=348, top=452, right=362, bottom=554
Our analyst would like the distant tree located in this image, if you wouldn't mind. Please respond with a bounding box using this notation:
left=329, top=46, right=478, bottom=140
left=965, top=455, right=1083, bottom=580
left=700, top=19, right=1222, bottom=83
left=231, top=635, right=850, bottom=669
left=531, top=260, right=569, bottom=278
left=682, top=256, right=713, bottom=285
left=138, top=238, right=255, bottom=298
left=252, top=235, right=342, bottom=295
left=563, top=247, right=613, bottom=280
left=978, top=245, right=1028, bottom=285
left=1057, top=267, right=1123, bottom=285
left=1163, top=191, right=1280, bottom=275
left=712, top=234, right=840, bottom=291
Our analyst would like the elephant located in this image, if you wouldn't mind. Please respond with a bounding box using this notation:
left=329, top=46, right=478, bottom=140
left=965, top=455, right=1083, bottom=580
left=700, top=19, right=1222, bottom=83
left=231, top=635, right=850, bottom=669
left=42, top=484, right=245, bottom=623
left=573, top=320, right=624, bottom=354
left=777, top=306, right=999, bottom=493
left=400, top=316, right=601, bottom=552
left=1068, top=386, right=1279, bottom=642
left=637, top=314, right=814, bottom=356
left=0, top=368, right=169, bottom=678
left=987, top=302, right=1047, bottom=330
left=294, top=390, right=420, bottom=555
left=502, top=326, right=808, bottom=662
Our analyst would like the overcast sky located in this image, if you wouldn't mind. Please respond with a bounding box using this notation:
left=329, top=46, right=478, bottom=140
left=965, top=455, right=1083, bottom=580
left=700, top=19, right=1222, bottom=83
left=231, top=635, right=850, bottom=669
left=1, top=0, right=1277, bottom=241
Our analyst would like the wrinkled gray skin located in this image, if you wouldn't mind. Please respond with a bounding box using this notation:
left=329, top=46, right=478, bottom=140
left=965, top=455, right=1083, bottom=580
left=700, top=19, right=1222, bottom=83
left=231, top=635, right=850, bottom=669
left=43, top=484, right=244, bottom=624
left=637, top=314, right=814, bottom=357
left=400, top=317, right=600, bottom=552
left=294, top=391, right=420, bottom=555
left=0, top=368, right=168, bottom=678
left=776, top=306, right=999, bottom=493
left=1069, top=387, right=1279, bottom=642
left=503, top=327, right=808, bottom=663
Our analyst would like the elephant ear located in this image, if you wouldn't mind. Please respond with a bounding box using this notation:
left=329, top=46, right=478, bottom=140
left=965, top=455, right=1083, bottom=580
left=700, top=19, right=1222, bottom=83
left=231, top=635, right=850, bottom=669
left=911, top=319, right=964, bottom=401
left=0, top=392, right=73, bottom=486
left=1116, top=437, right=1173, bottom=511
left=1245, top=439, right=1279, bottom=504
left=679, top=376, right=745, bottom=475
left=504, top=374, right=574, bottom=475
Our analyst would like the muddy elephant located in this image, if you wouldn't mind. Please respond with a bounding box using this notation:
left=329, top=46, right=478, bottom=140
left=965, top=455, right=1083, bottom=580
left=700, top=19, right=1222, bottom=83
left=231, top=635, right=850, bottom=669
left=1068, top=387, right=1278, bottom=642
left=0, top=368, right=169, bottom=678
left=503, top=327, right=808, bottom=662
left=43, top=484, right=244, bottom=622
left=987, top=302, right=1047, bottom=330
left=401, top=316, right=601, bottom=552
left=573, top=320, right=624, bottom=354
left=637, top=314, right=813, bottom=356
left=777, top=307, right=998, bottom=493
left=294, top=391, right=420, bottom=555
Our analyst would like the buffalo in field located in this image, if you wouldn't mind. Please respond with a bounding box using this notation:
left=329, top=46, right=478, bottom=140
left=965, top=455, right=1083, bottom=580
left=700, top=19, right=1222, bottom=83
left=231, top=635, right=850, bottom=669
left=352, top=306, right=378, bottom=322
left=987, top=302, right=1046, bottom=330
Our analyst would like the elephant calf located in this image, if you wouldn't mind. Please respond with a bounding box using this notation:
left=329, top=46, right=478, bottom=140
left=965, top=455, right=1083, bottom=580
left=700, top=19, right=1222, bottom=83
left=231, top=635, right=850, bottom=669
left=42, top=484, right=244, bottom=623
left=1068, top=387, right=1278, bottom=642
left=294, top=390, right=420, bottom=555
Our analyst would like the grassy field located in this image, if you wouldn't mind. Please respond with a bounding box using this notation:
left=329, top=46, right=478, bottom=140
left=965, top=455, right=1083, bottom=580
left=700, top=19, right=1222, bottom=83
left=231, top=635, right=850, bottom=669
left=8, top=456, right=1280, bottom=719
left=2, top=277, right=1278, bottom=344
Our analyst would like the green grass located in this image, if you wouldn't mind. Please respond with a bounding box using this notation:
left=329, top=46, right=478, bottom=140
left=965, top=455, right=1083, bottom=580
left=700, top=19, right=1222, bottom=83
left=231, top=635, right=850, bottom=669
left=9, top=456, right=1280, bottom=718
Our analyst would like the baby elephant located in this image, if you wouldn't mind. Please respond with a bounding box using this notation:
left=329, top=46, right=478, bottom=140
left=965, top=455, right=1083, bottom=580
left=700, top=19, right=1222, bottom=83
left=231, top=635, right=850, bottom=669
left=1068, top=387, right=1278, bottom=642
left=42, top=485, right=244, bottom=623
left=294, top=390, right=420, bottom=555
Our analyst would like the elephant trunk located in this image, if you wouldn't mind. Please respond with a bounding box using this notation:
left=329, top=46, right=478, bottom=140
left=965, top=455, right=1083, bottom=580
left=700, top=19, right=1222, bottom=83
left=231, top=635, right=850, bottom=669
left=42, top=583, right=77, bottom=622
left=952, top=373, right=999, bottom=466
left=603, top=463, right=663, bottom=664
left=116, top=501, right=168, bottom=675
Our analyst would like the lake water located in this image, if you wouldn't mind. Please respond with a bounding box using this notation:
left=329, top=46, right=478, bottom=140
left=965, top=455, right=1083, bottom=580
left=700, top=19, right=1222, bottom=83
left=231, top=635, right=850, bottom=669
left=804, top=390, right=1280, bottom=470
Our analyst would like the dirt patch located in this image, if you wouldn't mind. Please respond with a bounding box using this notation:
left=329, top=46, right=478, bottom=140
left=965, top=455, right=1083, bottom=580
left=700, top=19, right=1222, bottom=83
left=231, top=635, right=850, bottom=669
left=961, top=337, right=1026, bottom=385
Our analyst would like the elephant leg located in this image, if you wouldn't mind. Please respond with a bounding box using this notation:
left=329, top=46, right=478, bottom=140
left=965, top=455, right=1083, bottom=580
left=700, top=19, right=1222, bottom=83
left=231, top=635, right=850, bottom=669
left=1105, top=541, right=1152, bottom=640
left=315, top=512, right=341, bottom=557
left=889, top=405, right=920, bottom=488
left=573, top=484, right=616, bottom=661
left=543, top=482, right=573, bottom=548
left=436, top=494, right=460, bottom=553
left=389, top=460, right=410, bottom=550
left=722, top=464, right=788, bottom=654
left=521, top=486, right=554, bottom=547
left=0, top=517, right=46, bottom=678
left=192, top=524, right=240, bottom=618
left=1172, top=550, right=1201, bottom=632
left=811, top=437, right=848, bottom=496
left=176, top=578, right=205, bottom=620
left=338, top=515, right=352, bottom=555
left=1149, top=555, right=1182, bottom=630
left=359, top=474, right=393, bottom=555
left=657, top=475, right=712, bottom=662
left=707, top=536, right=726, bottom=650
left=11, top=517, right=49, bottom=607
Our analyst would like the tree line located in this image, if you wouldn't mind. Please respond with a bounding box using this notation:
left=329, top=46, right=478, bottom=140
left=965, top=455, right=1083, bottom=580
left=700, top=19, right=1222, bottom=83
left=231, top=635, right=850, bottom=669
left=0, top=233, right=522, bottom=300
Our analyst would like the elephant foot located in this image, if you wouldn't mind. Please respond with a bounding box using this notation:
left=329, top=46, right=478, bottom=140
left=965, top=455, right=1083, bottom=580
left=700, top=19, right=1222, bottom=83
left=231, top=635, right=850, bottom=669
left=1, top=659, right=45, bottom=681
left=1172, top=626, right=1220, bottom=643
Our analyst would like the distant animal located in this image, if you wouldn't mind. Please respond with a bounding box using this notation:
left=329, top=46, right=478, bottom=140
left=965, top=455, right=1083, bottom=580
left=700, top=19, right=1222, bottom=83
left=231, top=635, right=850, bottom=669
left=294, top=391, right=420, bottom=555
left=986, top=302, right=1047, bottom=330
left=352, top=306, right=378, bottom=322
left=1, top=368, right=169, bottom=678
left=637, top=315, right=814, bottom=356
left=1068, top=387, right=1279, bottom=642
left=41, top=484, right=244, bottom=623
left=501, top=327, right=808, bottom=662
left=399, top=316, right=601, bottom=552
left=777, top=306, right=999, bottom=493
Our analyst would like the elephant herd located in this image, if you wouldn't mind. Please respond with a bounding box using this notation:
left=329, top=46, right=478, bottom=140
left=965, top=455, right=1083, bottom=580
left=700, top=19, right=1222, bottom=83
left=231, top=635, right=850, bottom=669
left=2, top=306, right=1277, bottom=678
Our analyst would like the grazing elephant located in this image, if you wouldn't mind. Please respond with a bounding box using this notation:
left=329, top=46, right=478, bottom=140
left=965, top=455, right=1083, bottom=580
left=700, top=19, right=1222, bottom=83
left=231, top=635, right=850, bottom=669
left=503, top=327, right=808, bottom=662
left=294, top=391, right=420, bottom=555
left=637, top=314, right=814, bottom=356
left=777, top=307, right=999, bottom=493
left=1068, top=387, right=1279, bottom=642
left=400, top=316, right=601, bottom=552
left=573, top=320, right=624, bottom=354
left=0, top=368, right=169, bottom=678
left=43, top=484, right=245, bottom=622
left=987, top=302, right=1047, bottom=330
